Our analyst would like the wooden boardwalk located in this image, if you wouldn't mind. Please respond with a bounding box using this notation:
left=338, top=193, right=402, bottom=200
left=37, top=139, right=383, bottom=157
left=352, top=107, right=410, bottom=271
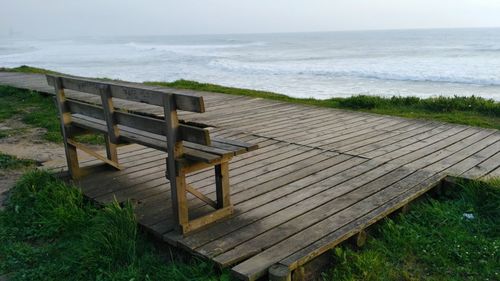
left=1, top=72, right=499, bottom=280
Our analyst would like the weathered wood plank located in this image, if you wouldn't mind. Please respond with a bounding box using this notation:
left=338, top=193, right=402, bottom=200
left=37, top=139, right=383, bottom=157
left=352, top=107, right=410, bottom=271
left=460, top=144, right=500, bottom=179
left=47, top=75, right=206, bottom=113
left=486, top=166, right=500, bottom=178
left=176, top=154, right=362, bottom=249
left=207, top=126, right=490, bottom=267
left=138, top=150, right=332, bottom=228
left=67, top=101, right=211, bottom=145
left=277, top=172, right=445, bottom=273
left=334, top=121, right=431, bottom=153
left=46, top=144, right=152, bottom=172
left=231, top=170, right=443, bottom=280
left=346, top=122, right=445, bottom=156
left=227, top=127, right=498, bottom=276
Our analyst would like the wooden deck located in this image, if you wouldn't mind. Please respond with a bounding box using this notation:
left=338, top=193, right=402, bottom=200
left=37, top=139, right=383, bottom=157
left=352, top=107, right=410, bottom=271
left=1, top=72, right=499, bottom=280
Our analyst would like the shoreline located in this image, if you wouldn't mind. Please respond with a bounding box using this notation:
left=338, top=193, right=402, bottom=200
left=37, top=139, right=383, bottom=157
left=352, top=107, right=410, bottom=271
left=2, top=65, right=500, bottom=130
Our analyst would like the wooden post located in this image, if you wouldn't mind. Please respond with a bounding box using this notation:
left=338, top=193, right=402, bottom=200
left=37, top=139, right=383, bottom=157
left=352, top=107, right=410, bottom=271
left=400, top=204, right=411, bottom=214
left=174, top=170, right=189, bottom=232
left=104, top=136, right=119, bottom=164
left=53, top=77, right=80, bottom=179
left=163, top=93, right=188, bottom=232
left=215, top=161, right=231, bottom=209
left=354, top=230, right=367, bottom=247
left=291, top=252, right=334, bottom=281
left=99, top=85, right=119, bottom=165
left=269, top=264, right=291, bottom=281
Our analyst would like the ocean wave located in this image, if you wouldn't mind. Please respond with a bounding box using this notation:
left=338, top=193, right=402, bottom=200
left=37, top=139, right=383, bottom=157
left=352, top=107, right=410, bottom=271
left=3, top=31, right=500, bottom=100
left=343, top=72, right=500, bottom=86
left=125, top=41, right=265, bottom=52
left=209, top=58, right=500, bottom=86
left=0, top=46, right=39, bottom=57
left=475, top=47, right=500, bottom=52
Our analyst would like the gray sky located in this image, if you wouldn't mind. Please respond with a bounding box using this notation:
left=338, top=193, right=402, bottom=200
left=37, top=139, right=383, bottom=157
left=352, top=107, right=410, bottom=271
left=2, top=0, right=500, bottom=38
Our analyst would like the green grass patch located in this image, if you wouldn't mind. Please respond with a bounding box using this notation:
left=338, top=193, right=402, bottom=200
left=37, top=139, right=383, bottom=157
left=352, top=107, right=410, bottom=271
left=0, top=170, right=228, bottom=281
left=325, top=178, right=500, bottom=281
left=0, top=85, right=103, bottom=144
left=0, top=85, right=61, bottom=142
left=0, top=153, right=37, bottom=170
left=147, top=80, right=500, bottom=130
left=0, top=65, right=61, bottom=75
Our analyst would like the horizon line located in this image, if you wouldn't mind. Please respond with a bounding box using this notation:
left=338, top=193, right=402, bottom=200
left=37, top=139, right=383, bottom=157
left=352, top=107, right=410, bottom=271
left=2, top=26, right=500, bottom=40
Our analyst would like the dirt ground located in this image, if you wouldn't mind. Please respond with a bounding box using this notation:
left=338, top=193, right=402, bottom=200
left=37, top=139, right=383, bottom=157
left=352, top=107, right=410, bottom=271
left=0, top=117, right=67, bottom=165
left=0, top=116, right=95, bottom=209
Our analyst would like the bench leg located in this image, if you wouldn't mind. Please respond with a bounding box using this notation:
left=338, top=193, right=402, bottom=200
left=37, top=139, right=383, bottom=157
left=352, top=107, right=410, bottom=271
left=168, top=159, right=235, bottom=234
left=104, top=135, right=119, bottom=164
left=215, top=161, right=231, bottom=209
left=169, top=168, right=189, bottom=232
left=64, top=139, right=81, bottom=180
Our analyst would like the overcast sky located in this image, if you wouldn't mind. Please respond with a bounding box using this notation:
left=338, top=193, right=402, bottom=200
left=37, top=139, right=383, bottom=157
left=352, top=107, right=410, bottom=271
left=1, top=0, right=500, bottom=38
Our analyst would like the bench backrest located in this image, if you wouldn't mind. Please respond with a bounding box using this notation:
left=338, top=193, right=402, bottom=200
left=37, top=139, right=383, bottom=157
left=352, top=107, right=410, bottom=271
left=46, top=75, right=211, bottom=146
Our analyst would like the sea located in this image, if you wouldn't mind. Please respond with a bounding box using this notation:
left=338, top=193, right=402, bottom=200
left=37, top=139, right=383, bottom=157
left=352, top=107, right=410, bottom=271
left=1, top=28, right=499, bottom=100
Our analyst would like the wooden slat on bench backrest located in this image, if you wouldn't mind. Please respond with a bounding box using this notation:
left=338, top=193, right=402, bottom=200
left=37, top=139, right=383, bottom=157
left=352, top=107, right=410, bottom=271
left=46, top=75, right=205, bottom=113
left=70, top=114, right=221, bottom=163
left=66, top=99, right=210, bottom=145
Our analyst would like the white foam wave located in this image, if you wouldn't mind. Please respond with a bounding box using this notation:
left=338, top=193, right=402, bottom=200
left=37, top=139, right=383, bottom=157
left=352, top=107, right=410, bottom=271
left=210, top=58, right=500, bottom=86
left=1, top=30, right=499, bottom=100
left=125, top=41, right=265, bottom=52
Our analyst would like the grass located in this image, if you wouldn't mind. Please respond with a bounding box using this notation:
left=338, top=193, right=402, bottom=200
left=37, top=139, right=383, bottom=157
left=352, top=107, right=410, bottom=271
left=147, top=80, right=500, bottom=130
left=324, top=178, right=500, bottom=281
left=0, top=85, right=62, bottom=142
left=0, top=65, right=61, bottom=75
left=0, top=170, right=229, bottom=281
left=0, top=85, right=103, bottom=144
left=0, top=153, right=37, bottom=170
left=1, top=172, right=497, bottom=280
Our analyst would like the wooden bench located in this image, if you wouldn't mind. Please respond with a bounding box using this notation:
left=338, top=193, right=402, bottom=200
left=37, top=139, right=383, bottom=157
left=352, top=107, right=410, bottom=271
left=46, top=75, right=257, bottom=235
